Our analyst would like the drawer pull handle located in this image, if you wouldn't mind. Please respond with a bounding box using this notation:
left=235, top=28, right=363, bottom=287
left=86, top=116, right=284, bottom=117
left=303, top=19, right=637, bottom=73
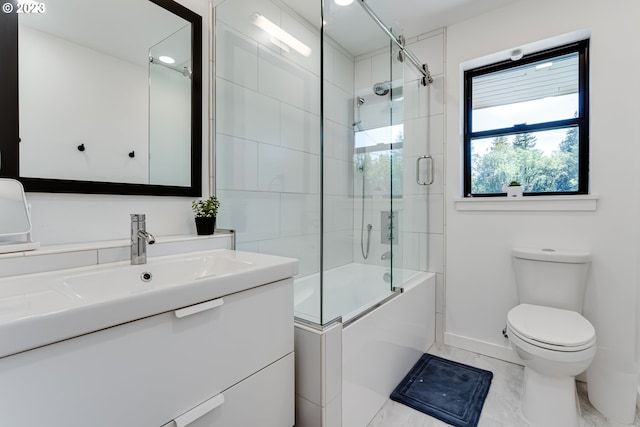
left=174, top=298, right=224, bottom=318
left=174, top=393, right=225, bottom=427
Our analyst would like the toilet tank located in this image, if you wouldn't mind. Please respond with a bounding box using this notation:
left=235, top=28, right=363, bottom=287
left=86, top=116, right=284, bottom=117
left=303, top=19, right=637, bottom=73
left=512, top=247, right=591, bottom=312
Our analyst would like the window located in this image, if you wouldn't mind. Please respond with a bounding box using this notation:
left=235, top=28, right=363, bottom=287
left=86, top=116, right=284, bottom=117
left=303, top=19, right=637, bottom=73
left=463, top=40, right=589, bottom=197
left=354, top=124, right=403, bottom=197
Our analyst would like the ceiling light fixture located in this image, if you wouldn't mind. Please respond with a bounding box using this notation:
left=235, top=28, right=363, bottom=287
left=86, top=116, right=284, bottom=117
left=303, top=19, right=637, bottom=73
left=334, top=0, right=354, bottom=6
left=251, top=13, right=311, bottom=57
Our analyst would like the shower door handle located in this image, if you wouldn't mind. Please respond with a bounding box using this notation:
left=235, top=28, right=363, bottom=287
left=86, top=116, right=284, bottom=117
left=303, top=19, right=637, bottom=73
left=416, top=155, right=433, bottom=185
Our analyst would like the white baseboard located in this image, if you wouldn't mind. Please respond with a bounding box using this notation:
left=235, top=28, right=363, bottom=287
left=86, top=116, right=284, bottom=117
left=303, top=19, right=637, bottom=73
left=444, top=332, right=523, bottom=365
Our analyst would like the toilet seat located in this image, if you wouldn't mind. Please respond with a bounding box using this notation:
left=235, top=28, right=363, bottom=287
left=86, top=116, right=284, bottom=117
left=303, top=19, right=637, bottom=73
left=507, top=304, right=596, bottom=352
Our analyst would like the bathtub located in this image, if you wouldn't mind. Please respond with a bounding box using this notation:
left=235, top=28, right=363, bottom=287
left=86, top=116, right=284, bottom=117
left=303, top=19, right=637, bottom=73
left=294, top=263, right=435, bottom=427
left=294, top=263, right=423, bottom=324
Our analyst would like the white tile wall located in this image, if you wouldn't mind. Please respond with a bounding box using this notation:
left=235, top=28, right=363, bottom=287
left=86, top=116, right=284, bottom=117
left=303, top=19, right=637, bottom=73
left=216, top=78, right=280, bottom=145
left=324, top=82, right=353, bottom=127
left=258, top=144, right=319, bottom=193
left=371, top=52, right=390, bottom=89
left=216, top=134, right=258, bottom=191
left=331, top=47, right=355, bottom=93
left=259, top=46, right=321, bottom=115
left=258, top=235, right=320, bottom=277
left=324, top=195, right=354, bottom=233
left=324, top=158, right=351, bottom=196
left=216, top=190, right=280, bottom=243
left=354, top=58, right=372, bottom=96
left=280, top=104, right=320, bottom=155
left=324, top=119, right=352, bottom=161
left=216, top=1, right=355, bottom=280
left=428, top=113, right=445, bottom=156
left=215, top=22, right=258, bottom=90
left=281, top=193, right=321, bottom=236
left=404, top=117, right=428, bottom=157
left=323, top=231, right=354, bottom=271
left=294, top=322, right=343, bottom=427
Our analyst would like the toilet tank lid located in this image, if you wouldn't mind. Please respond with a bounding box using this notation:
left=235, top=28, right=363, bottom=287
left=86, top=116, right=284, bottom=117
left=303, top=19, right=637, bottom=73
left=512, top=247, right=591, bottom=263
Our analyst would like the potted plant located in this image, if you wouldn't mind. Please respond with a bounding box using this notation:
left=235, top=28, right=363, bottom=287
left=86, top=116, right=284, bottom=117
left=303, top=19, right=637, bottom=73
left=191, top=195, right=220, bottom=235
left=502, top=181, right=524, bottom=197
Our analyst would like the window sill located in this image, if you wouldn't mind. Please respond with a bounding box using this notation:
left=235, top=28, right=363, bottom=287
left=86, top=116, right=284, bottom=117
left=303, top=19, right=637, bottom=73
left=454, top=195, right=598, bottom=212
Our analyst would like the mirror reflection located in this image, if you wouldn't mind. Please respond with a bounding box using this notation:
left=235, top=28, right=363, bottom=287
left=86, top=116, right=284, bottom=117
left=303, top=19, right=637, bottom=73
left=16, top=0, right=197, bottom=189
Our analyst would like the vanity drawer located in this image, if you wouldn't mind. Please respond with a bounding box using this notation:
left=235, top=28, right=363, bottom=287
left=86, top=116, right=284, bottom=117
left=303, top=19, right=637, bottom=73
left=162, top=352, right=294, bottom=427
left=0, top=278, right=293, bottom=427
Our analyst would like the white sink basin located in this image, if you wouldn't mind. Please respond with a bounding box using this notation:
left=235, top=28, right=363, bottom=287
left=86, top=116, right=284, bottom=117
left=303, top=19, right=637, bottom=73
left=59, top=255, right=257, bottom=300
left=0, top=249, right=297, bottom=358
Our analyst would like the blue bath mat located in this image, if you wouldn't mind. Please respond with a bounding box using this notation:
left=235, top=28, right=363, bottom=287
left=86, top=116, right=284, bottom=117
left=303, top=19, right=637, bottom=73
left=390, top=354, right=493, bottom=427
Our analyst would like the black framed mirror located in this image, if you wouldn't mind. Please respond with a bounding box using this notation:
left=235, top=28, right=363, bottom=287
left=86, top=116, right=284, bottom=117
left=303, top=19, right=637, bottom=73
left=0, top=0, right=202, bottom=196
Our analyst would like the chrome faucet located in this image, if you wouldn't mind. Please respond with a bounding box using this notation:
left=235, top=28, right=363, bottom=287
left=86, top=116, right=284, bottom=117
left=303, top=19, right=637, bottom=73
left=381, top=251, right=392, bottom=260
left=131, top=214, right=155, bottom=265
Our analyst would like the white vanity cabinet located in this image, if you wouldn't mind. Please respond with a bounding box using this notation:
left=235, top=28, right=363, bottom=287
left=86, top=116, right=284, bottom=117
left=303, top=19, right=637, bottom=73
left=0, top=278, right=294, bottom=427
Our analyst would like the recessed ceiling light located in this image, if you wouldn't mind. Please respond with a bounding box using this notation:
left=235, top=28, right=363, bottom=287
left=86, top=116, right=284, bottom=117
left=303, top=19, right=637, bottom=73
left=334, top=0, right=354, bottom=5
left=159, top=56, right=175, bottom=64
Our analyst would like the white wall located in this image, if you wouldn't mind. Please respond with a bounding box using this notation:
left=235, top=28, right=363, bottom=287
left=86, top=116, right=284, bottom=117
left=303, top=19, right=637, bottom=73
left=445, top=0, right=640, bottom=419
left=22, top=0, right=210, bottom=245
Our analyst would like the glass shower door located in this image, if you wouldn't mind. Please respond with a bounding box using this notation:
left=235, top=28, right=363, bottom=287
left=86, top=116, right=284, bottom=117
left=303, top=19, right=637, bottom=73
left=321, top=0, right=405, bottom=324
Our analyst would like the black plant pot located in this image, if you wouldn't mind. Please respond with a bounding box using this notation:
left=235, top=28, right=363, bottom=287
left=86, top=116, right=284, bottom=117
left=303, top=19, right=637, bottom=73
left=195, top=217, right=215, bottom=235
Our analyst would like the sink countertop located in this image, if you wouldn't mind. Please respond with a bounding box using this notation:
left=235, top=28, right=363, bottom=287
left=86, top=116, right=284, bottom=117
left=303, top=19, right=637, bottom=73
left=0, top=249, right=298, bottom=358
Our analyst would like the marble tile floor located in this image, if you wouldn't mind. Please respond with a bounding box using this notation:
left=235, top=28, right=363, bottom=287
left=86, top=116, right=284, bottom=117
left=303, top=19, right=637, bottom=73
left=368, top=343, right=640, bottom=427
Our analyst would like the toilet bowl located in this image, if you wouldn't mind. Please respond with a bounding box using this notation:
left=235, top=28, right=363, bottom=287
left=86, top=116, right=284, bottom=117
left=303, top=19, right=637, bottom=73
left=508, top=247, right=596, bottom=427
left=508, top=304, right=596, bottom=427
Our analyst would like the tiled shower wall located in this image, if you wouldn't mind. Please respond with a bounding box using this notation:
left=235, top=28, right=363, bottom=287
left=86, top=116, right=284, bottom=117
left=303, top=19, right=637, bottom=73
left=214, top=0, right=354, bottom=278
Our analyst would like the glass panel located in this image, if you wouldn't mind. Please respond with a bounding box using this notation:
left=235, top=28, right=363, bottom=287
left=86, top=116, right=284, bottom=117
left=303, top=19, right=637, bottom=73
left=389, top=37, right=405, bottom=292
left=323, top=0, right=399, bottom=324
left=471, top=127, right=580, bottom=194
left=214, top=0, right=322, bottom=324
left=216, top=0, right=428, bottom=327
left=472, top=52, right=579, bottom=132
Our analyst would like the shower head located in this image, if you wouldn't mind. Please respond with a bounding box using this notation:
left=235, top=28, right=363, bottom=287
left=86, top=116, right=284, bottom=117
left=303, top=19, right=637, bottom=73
left=373, top=81, right=390, bottom=96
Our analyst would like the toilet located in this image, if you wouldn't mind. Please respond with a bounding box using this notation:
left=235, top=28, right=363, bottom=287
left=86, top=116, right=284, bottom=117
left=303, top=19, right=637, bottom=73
left=506, top=247, right=596, bottom=427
